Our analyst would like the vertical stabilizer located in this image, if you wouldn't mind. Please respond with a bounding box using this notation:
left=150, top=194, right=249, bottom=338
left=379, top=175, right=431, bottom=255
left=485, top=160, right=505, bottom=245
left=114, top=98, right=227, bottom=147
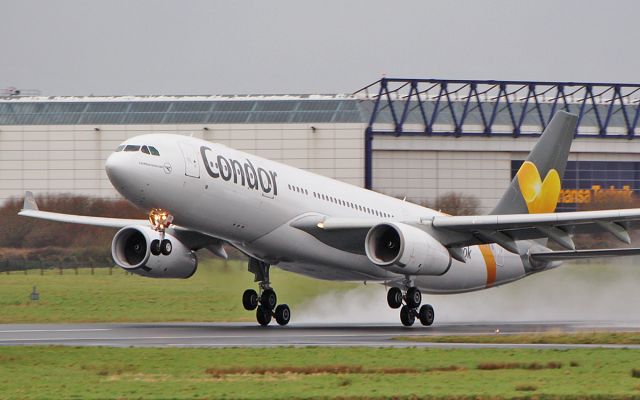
left=491, top=111, right=578, bottom=215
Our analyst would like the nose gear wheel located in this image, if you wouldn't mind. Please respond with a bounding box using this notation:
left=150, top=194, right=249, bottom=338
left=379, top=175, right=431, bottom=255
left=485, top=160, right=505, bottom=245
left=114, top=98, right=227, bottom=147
left=148, top=209, right=174, bottom=257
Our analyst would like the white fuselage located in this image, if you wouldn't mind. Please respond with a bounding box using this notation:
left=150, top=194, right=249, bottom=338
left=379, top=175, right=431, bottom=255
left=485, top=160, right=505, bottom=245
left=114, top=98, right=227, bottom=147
left=105, top=134, right=533, bottom=294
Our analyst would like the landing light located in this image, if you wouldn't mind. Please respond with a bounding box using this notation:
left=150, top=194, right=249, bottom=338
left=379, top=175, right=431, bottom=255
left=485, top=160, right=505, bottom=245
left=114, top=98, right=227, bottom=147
left=149, top=208, right=174, bottom=232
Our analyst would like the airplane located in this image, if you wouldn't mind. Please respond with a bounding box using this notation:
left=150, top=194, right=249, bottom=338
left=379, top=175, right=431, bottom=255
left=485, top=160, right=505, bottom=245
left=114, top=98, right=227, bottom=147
left=18, top=111, right=640, bottom=327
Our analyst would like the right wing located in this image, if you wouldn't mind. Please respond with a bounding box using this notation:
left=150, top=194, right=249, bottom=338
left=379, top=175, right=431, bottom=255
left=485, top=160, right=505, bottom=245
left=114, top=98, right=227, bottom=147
left=18, top=191, right=147, bottom=228
left=18, top=191, right=228, bottom=257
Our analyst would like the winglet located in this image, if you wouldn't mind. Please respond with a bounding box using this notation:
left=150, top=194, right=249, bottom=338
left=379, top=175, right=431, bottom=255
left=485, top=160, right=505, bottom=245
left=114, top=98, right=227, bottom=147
left=23, top=191, right=39, bottom=211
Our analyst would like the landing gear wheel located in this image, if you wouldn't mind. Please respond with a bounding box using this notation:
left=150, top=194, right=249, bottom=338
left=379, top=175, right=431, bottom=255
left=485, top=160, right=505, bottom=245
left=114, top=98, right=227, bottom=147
left=256, top=305, right=271, bottom=326
left=387, top=287, right=403, bottom=309
left=274, top=304, right=291, bottom=326
left=242, top=289, right=258, bottom=311
left=261, top=289, right=277, bottom=310
left=160, top=239, right=172, bottom=256
left=406, top=287, right=422, bottom=309
left=418, top=304, right=435, bottom=326
left=150, top=239, right=161, bottom=256
left=400, top=305, right=415, bottom=327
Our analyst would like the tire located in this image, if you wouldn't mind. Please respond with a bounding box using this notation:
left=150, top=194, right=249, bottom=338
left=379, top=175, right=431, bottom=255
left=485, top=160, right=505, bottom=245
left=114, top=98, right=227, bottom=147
left=150, top=239, right=161, bottom=256
left=242, top=289, right=258, bottom=311
left=160, top=239, right=172, bottom=256
left=387, top=287, right=403, bottom=309
left=406, top=287, right=422, bottom=309
left=418, top=304, right=435, bottom=326
left=400, top=305, right=415, bottom=327
left=256, top=305, right=271, bottom=326
left=274, top=304, right=291, bottom=326
left=260, top=289, right=277, bottom=310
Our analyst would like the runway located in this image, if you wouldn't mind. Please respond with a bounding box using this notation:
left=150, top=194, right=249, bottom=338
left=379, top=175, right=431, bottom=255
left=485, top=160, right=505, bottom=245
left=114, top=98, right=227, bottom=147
left=1, top=321, right=640, bottom=348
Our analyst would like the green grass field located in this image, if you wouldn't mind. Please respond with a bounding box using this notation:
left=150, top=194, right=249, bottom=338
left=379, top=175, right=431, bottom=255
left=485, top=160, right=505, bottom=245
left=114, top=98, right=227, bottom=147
left=3, top=260, right=640, bottom=398
left=2, top=346, right=640, bottom=399
left=398, top=332, right=640, bottom=345
left=0, top=260, right=355, bottom=323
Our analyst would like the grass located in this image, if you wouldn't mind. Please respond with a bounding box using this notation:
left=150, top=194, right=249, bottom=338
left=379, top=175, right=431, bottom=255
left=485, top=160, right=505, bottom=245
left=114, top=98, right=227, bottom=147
left=0, top=260, right=355, bottom=323
left=397, top=332, right=640, bottom=345
left=1, top=346, right=640, bottom=399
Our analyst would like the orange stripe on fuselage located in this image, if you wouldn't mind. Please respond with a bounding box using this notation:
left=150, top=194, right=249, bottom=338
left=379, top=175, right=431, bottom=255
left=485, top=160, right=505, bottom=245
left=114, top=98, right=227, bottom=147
left=479, top=244, right=497, bottom=288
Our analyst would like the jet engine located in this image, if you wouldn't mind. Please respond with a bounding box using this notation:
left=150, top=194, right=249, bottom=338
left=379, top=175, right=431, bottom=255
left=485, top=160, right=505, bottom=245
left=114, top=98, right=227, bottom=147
left=365, top=222, right=451, bottom=276
left=111, top=226, right=197, bottom=278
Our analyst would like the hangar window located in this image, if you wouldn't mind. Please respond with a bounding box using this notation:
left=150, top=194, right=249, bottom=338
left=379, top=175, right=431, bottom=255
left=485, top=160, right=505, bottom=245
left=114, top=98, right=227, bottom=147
left=148, top=146, right=160, bottom=156
left=124, top=145, right=140, bottom=152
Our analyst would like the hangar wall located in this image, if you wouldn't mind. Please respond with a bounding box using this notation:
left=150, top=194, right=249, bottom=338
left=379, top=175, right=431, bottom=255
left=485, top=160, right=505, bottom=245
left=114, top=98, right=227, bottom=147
left=371, top=135, right=640, bottom=213
left=2, top=87, right=640, bottom=216
left=0, top=122, right=365, bottom=201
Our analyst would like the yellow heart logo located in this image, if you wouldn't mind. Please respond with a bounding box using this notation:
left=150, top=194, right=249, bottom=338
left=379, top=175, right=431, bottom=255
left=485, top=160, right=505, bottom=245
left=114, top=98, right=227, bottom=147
left=516, top=161, right=561, bottom=213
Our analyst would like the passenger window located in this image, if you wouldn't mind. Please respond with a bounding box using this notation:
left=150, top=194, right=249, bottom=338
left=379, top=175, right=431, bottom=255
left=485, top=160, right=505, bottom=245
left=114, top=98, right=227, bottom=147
left=148, top=146, right=160, bottom=156
left=124, top=145, right=141, bottom=152
left=115, top=145, right=125, bottom=152
left=141, top=145, right=150, bottom=154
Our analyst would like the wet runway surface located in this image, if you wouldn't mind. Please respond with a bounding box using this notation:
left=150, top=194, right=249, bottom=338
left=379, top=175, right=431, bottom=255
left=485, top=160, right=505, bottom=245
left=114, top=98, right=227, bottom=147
left=1, top=321, right=640, bottom=348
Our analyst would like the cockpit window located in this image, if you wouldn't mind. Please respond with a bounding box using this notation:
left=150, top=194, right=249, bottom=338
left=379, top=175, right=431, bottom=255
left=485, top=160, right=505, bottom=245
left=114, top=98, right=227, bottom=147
left=148, top=146, right=160, bottom=156
left=124, top=145, right=141, bottom=152
left=115, top=145, right=125, bottom=152
left=141, top=145, right=150, bottom=154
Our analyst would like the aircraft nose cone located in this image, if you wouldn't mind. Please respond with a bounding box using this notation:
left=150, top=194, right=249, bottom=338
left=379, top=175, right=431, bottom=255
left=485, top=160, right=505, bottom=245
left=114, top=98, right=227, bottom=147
left=105, top=152, right=127, bottom=187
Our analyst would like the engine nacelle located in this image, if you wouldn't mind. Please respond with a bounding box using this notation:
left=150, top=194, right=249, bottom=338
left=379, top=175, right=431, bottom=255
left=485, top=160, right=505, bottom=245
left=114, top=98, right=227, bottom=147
left=111, top=226, right=197, bottom=278
left=365, top=222, right=451, bottom=276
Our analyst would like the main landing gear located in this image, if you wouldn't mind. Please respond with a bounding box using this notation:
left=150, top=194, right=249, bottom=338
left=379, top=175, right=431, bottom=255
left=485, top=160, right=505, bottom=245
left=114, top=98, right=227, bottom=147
left=387, top=281, right=434, bottom=327
left=148, top=208, right=174, bottom=256
left=242, top=258, right=290, bottom=326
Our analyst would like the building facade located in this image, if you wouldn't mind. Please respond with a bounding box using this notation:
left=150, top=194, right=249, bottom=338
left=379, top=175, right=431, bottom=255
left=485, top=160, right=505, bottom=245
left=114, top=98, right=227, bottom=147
left=1, top=78, right=640, bottom=213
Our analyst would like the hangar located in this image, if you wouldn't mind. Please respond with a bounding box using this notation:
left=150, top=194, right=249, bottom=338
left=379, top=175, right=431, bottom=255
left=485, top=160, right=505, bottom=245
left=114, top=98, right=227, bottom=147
left=1, top=78, right=639, bottom=213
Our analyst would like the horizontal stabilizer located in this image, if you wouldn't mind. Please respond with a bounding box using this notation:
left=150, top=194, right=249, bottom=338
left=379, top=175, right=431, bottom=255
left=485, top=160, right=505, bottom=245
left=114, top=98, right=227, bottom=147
left=530, top=247, right=640, bottom=261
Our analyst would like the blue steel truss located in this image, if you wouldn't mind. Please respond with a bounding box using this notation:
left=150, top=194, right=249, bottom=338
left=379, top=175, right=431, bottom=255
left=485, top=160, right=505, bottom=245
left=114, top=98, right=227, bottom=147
left=357, top=78, right=640, bottom=189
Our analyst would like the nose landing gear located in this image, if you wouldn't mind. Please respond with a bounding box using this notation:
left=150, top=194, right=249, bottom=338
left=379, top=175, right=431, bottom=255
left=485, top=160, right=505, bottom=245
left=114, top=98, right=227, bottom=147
left=242, top=258, right=290, bottom=326
left=387, top=280, right=435, bottom=327
left=148, top=208, right=174, bottom=256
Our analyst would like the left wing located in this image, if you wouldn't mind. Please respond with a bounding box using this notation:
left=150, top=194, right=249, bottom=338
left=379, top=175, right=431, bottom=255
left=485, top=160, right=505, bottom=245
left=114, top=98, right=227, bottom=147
left=293, top=208, right=640, bottom=257
left=429, top=208, right=640, bottom=251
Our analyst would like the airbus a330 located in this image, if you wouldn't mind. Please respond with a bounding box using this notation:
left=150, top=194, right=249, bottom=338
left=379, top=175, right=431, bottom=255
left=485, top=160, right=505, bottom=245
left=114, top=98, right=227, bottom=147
left=20, top=111, right=640, bottom=326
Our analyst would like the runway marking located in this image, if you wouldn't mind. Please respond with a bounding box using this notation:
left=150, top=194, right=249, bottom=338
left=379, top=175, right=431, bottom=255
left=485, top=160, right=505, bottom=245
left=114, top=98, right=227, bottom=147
left=0, top=328, right=111, bottom=333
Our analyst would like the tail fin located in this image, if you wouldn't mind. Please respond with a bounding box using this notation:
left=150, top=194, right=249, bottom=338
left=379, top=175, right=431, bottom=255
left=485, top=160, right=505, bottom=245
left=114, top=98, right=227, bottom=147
left=491, top=111, right=578, bottom=215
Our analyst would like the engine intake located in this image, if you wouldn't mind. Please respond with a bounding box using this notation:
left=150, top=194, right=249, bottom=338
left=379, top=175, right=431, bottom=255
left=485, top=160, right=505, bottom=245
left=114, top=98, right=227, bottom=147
left=112, top=226, right=197, bottom=278
left=365, top=222, right=451, bottom=276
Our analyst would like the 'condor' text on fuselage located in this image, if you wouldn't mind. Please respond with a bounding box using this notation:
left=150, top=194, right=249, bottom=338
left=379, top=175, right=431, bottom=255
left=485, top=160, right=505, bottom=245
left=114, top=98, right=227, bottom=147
left=200, top=146, right=278, bottom=197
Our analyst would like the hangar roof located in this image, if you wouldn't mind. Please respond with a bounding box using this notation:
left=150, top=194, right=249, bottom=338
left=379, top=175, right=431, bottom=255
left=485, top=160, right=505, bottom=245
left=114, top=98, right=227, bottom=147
left=0, top=95, right=366, bottom=125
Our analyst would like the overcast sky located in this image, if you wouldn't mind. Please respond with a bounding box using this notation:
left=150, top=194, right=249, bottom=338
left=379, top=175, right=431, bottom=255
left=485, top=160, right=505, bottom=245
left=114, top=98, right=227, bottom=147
left=1, top=1, right=638, bottom=96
